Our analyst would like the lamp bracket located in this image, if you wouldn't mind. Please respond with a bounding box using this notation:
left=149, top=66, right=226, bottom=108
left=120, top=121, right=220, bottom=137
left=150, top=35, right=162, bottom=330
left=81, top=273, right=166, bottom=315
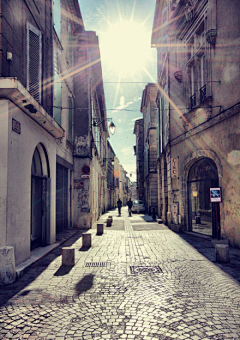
left=92, top=117, right=112, bottom=127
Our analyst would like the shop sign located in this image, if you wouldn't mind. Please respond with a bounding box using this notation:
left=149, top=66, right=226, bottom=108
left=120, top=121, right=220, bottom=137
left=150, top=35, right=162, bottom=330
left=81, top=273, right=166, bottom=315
left=210, top=187, right=222, bottom=203
left=172, top=202, right=179, bottom=224
left=12, top=118, right=21, bottom=134
left=171, top=158, right=178, bottom=178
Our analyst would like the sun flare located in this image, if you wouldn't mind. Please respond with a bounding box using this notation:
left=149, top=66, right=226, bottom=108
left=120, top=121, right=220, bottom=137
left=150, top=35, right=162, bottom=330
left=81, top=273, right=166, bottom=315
left=100, top=21, right=152, bottom=76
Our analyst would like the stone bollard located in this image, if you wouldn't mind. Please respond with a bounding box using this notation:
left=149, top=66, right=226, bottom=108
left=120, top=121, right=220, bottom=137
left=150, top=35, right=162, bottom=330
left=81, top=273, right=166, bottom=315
left=62, top=247, right=75, bottom=266
left=0, top=246, right=16, bottom=285
left=82, top=233, right=91, bottom=248
left=107, top=218, right=112, bottom=227
left=215, top=244, right=230, bottom=263
left=97, top=223, right=104, bottom=235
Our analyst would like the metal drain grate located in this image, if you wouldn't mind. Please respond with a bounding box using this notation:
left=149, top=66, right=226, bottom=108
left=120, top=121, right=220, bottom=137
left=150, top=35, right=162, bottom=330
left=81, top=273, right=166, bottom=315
left=85, top=262, right=107, bottom=267
left=130, top=266, right=162, bottom=274
left=126, top=236, right=142, bottom=238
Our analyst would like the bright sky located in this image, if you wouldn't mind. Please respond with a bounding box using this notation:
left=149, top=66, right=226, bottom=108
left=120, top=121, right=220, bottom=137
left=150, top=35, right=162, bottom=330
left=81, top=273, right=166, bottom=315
left=79, top=0, right=157, bottom=182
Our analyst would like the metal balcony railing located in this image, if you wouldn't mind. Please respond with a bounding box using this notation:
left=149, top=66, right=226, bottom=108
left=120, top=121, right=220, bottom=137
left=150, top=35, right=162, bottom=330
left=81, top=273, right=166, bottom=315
left=190, top=94, right=196, bottom=109
left=200, top=84, right=207, bottom=103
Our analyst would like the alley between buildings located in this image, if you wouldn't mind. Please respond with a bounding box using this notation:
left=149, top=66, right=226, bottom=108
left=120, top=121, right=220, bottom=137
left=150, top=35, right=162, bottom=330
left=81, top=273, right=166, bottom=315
left=0, top=208, right=240, bottom=340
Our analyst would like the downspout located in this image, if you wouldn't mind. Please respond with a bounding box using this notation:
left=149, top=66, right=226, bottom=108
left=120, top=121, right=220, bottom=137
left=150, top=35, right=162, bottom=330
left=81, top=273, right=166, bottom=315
left=0, top=0, right=2, bottom=76
left=89, top=77, right=92, bottom=159
left=50, top=1, right=54, bottom=117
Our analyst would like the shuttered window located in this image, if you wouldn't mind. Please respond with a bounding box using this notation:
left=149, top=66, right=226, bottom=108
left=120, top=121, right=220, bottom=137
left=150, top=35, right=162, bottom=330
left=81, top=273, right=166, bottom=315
left=53, top=51, right=62, bottom=125
left=27, top=22, right=42, bottom=103
left=68, top=96, right=73, bottom=143
left=53, top=0, right=61, bottom=39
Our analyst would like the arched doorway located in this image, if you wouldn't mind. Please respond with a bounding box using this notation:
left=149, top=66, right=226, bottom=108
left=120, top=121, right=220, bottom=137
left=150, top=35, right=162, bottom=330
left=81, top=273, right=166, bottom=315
left=31, top=144, right=50, bottom=250
left=187, top=158, right=220, bottom=238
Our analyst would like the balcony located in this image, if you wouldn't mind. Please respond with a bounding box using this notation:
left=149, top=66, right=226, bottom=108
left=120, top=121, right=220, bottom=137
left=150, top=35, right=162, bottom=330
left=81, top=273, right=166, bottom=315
left=190, top=94, right=196, bottom=109
left=200, top=85, right=207, bottom=103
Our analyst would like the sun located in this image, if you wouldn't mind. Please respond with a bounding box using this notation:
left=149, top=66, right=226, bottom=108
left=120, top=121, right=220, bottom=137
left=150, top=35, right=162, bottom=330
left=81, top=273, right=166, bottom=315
left=100, top=20, right=152, bottom=76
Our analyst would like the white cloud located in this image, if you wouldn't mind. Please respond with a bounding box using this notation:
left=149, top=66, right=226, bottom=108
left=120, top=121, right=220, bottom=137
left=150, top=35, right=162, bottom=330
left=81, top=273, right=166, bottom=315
left=119, top=96, right=125, bottom=106
left=112, top=99, right=134, bottom=114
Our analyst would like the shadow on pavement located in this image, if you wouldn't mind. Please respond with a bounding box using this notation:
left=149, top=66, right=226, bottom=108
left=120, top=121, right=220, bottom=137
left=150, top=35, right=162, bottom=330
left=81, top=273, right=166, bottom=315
left=132, top=213, right=157, bottom=223
left=179, top=232, right=240, bottom=284
left=75, top=274, right=94, bottom=295
left=54, top=265, right=73, bottom=276
left=0, top=230, right=84, bottom=307
left=79, top=246, right=91, bottom=252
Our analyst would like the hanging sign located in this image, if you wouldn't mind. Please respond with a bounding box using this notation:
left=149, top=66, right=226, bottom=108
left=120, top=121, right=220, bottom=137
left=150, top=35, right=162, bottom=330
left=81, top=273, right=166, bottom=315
left=210, top=187, right=222, bottom=203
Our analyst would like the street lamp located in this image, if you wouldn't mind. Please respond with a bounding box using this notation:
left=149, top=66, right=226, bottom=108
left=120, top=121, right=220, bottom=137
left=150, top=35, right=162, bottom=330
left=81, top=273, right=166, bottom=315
left=192, top=190, right=200, bottom=224
left=103, top=158, right=115, bottom=165
left=109, top=121, right=116, bottom=135
left=92, top=117, right=116, bottom=135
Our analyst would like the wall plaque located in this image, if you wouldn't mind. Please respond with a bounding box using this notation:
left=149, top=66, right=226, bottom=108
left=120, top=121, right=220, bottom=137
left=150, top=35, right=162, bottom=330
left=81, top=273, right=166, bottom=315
left=12, top=118, right=21, bottom=134
left=172, top=202, right=179, bottom=225
left=171, top=157, right=178, bottom=178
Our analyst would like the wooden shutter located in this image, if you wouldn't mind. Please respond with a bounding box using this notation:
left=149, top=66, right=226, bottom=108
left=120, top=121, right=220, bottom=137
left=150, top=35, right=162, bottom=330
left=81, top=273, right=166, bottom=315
left=68, top=97, right=73, bottom=143
left=27, top=22, right=42, bottom=103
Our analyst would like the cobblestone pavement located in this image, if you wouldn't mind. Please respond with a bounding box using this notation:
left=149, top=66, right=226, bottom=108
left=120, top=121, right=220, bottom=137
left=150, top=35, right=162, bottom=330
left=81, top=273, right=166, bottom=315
left=1, top=208, right=240, bottom=340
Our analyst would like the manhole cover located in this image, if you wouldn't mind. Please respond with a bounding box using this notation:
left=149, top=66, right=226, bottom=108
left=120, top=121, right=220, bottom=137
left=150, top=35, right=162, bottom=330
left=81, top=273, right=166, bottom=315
left=130, top=266, right=162, bottom=274
left=85, top=262, right=107, bottom=267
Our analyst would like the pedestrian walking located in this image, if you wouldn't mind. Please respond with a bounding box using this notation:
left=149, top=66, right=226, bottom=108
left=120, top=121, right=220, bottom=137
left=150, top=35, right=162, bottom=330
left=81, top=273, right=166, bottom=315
left=127, top=198, right=133, bottom=216
left=117, top=198, right=122, bottom=215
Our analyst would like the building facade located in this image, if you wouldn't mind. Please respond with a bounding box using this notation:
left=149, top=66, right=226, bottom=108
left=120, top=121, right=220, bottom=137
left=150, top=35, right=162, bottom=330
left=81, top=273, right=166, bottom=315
left=133, top=119, right=144, bottom=201
left=0, top=0, right=120, bottom=283
left=73, top=30, right=110, bottom=228
left=105, top=140, right=116, bottom=211
left=152, top=0, right=240, bottom=245
left=0, top=0, right=70, bottom=271
left=140, top=84, right=158, bottom=214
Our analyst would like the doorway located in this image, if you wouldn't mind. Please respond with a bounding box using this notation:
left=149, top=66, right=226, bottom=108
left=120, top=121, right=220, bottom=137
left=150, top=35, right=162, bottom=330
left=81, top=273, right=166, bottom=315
left=56, top=163, right=68, bottom=233
left=187, top=158, right=220, bottom=238
left=31, top=144, right=50, bottom=250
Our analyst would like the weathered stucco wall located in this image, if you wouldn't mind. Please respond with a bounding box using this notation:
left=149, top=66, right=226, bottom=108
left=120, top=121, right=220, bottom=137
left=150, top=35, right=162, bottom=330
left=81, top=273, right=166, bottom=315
left=2, top=100, right=57, bottom=265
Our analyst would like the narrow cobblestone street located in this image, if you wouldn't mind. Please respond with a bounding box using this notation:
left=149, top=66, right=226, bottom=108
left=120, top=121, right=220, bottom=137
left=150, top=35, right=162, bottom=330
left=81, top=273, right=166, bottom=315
left=1, top=208, right=240, bottom=340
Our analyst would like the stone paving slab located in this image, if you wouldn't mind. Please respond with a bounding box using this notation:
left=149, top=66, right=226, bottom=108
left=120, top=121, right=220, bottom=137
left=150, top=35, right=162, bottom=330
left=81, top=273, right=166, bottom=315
left=1, top=208, right=240, bottom=339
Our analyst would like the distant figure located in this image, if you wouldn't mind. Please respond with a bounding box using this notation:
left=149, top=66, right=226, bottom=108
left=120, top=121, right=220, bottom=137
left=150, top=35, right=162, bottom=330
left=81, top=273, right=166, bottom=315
left=127, top=198, right=133, bottom=216
left=117, top=198, right=122, bottom=215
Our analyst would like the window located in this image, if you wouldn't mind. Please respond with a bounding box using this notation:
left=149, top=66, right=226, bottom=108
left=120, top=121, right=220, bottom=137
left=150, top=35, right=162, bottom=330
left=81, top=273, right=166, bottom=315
left=68, top=97, right=73, bottom=143
left=53, top=51, right=62, bottom=125
left=53, top=0, right=61, bottom=39
left=68, top=23, right=73, bottom=67
left=200, top=54, right=206, bottom=102
left=187, top=18, right=207, bottom=109
left=27, top=22, right=42, bottom=103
